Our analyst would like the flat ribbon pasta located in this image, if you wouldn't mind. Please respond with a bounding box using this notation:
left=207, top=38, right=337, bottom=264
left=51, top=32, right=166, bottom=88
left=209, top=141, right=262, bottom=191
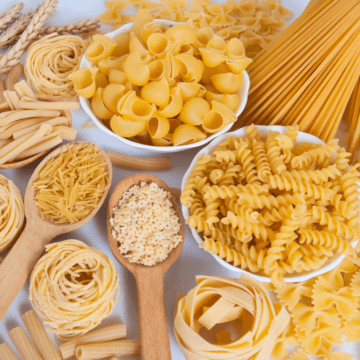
left=174, top=275, right=290, bottom=360
left=29, top=240, right=120, bottom=340
left=0, top=174, right=24, bottom=252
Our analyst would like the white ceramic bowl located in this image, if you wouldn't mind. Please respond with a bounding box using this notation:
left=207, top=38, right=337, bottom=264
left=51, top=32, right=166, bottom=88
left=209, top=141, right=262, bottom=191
left=79, top=20, right=250, bottom=153
left=181, top=125, right=358, bottom=283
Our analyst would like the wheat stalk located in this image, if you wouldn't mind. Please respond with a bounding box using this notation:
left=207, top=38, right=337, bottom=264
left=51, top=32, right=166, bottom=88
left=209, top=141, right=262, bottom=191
left=1, top=17, right=101, bottom=47
left=0, top=9, right=34, bottom=48
left=0, top=2, right=24, bottom=32
left=40, top=18, right=101, bottom=36
left=0, top=0, right=59, bottom=75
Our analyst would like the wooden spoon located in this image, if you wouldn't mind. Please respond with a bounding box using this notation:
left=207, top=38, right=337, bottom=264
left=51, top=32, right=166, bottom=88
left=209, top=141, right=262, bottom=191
left=107, top=174, right=185, bottom=360
left=0, top=141, right=112, bottom=321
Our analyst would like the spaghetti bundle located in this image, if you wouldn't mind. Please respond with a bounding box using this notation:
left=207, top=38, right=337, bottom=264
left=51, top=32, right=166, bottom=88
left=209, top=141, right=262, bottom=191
left=237, top=0, right=360, bottom=150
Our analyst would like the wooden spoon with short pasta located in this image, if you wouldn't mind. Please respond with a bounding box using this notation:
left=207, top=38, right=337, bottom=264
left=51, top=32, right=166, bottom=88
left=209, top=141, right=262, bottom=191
left=107, top=174, right=185, bottom=360
left=0, top=141, right=112, bottom=321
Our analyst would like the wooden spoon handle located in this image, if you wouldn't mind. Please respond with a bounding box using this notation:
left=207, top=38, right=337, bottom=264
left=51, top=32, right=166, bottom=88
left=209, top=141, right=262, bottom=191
left=0, top=222, right=55, bottom=321
left=135, top=270, right=171, bottom=360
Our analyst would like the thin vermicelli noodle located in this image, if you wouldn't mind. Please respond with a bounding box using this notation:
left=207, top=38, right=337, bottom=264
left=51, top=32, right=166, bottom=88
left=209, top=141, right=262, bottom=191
left=33, top=142, right=109, bottom=224
left=29, top=240, right=120, bottom=340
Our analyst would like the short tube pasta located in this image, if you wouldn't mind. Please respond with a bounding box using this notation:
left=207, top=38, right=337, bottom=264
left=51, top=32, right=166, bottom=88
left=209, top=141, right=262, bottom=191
left=0, top=343, right=19, bottom=360
left=75, top=340, right=141, bottom=360
left=22, top=310, right=62, bottom=360
left=59, top=324, right=126, bottom=359
left=8, top=327, right=42, bottom=360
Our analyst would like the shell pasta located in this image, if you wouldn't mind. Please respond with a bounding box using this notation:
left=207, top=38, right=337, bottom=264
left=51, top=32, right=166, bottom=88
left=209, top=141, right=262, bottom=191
left=71, top=11, right=252, bottom=147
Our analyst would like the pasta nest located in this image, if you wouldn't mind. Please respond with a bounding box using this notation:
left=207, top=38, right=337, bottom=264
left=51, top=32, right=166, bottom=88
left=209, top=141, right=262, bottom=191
left=174, top=275, right=290, bottom=360
left=29, top=240, right=120, bottom=340
left=0, top=174, right=24, bottom=252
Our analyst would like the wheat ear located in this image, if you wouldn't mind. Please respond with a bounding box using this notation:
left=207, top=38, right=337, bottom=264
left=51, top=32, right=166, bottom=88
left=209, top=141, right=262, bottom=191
left=0, top=2, right=24, bottom=32
left=2, top=17, right=101, bottom=47
left=0, top=0, right=59, bottom=75
left=0, top=10, right=34, bottom=48
left=40, top=18, right=101, bottom=36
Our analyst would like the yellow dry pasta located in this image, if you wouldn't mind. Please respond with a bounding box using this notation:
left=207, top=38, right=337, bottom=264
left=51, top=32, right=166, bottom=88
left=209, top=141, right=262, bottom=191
left=9, top=327, right=42, bottom=360
left=181, top=125, right=360, bottom=285
left=22, top=310, right=62, bottom=360
left=24, top=34, right=87, bottom=99
left=0, top=175, right=24, bottom=252
left=0, top=343, right=19, bottom=360
left=33, top=142, right=109, bottom=224
left=59, top=324, right=126, bottom=359
left=173, top=275, right=290, bottom=360
left=29, top=239, right=120, bottom=340
left=75, top=340, right=141, bottom=360
left=72, top=13, right=252, bottom=147
left=99, top=0, right=293, bottom=58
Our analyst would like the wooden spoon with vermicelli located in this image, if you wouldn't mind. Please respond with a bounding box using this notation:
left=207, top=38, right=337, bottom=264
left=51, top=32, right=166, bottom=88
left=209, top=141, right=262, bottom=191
left=0, top=141, right=112, bottom=321
left=107, top=174, right=185, bottom=360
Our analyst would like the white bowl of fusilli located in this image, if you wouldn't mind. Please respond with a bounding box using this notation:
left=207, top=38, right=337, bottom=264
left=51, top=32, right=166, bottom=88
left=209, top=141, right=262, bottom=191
left=181, top=125, right=359, bottom=284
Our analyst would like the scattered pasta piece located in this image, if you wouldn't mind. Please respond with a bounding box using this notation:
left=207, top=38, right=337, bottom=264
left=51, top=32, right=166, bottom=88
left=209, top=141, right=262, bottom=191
left=33, top=142, right=109, bottom=224
left=98, top=0, right=293, bottom=58
left=29, top=240, right=120, bottom=339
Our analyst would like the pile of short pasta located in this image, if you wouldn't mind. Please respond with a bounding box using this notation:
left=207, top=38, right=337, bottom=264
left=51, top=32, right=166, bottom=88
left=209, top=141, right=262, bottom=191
left=0, top=80, right=78, bottom=165
left=181, top=124, right=360, bottom=285
left=33, top=142, right=109, bottom=224
left=99, top=0, right=294, bottom=58
left=70, top=13, right=252, bottom=147
left=237, top=0, right=360, bottom=161
left=269, top=254, right=360, bottom=360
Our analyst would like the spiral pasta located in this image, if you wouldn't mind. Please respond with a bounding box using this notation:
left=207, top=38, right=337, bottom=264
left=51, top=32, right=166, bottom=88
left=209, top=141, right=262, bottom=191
left=182, top=125, right=360, bottom=284
left=29, top=240, right=119, bottom=340
left=0, top=175, right=24, bottom=252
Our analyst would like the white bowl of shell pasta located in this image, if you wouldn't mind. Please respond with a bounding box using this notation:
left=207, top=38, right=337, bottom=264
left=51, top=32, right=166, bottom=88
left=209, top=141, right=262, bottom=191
left=79, top=20, right=250, bottom=153
left=181, top=125, right=359, bottom=284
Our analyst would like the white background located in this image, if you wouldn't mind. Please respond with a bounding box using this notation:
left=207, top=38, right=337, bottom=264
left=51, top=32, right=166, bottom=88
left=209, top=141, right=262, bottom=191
left=1, top=0, right=357, bottom=359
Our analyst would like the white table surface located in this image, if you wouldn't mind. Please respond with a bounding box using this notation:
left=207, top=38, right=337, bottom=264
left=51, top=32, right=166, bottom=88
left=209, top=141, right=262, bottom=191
left=1, top=1, right=357, bottom=359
